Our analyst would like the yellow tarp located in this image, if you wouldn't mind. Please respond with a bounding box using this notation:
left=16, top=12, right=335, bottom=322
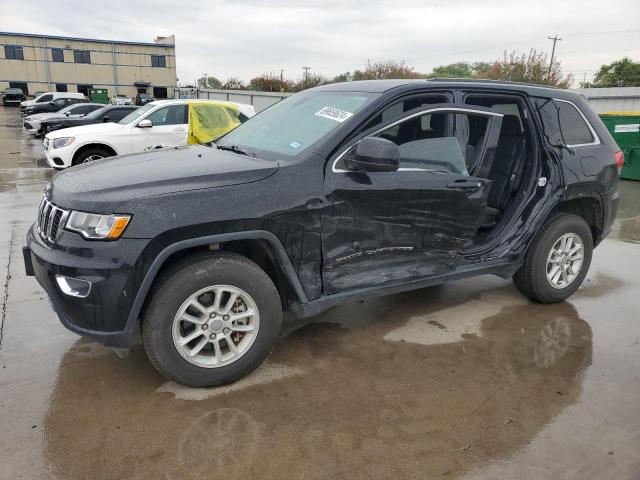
left=188, top=102, right=241, bottom=145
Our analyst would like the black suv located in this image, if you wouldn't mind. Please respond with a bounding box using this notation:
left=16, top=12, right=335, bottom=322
left=23, top=80, right=621, bottom=387
left=2, top=88, right=26, bottom=106
left=24, top=97, right=88, bottom=115
left=41, top=105, right=138, bottom=134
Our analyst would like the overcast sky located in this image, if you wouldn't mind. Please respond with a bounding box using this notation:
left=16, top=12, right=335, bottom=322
left=3, top=0, right=640, bottom=85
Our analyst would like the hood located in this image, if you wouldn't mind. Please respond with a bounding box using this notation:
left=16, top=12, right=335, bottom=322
left=21, top=99, right=37, bottom=107
left=49, top=145, right=279, bottom=210
left=46, top=121, right=125, bottom=139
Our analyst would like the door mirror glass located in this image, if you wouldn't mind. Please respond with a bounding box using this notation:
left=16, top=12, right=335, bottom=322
left=65, top=111, right=71, bottom=116
left=137, top=119, right=152, bottom=128
left=344, top=137, right=399, bottom=172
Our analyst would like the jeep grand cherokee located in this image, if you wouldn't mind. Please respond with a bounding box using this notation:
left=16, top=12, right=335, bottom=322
left=24, top=79, right=621, bottom=387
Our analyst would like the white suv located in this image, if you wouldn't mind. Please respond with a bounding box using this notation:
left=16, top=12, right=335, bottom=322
left=43, top=99, right=256, bottom=169
left=19, top=92, right=85, bottom=113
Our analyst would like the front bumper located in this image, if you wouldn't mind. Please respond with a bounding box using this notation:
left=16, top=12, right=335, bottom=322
left=24, top=224, right=150, bottom=348
left=44, top=139, right=73, bottom=168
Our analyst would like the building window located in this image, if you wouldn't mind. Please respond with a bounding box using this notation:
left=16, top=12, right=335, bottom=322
left=151, top=55, right=166, bottom=68
left=9, top=81, right=28, bottom=95
left=153, top=87, right=168, bottom=99
left=51, top=48, right=64, bottom=62
left=73, top=50, right=91, bottom=64
left=55, top=83, right=68, bottom=92
left=4, top=45, right=24, bottom=60
left=77, top=84, right=93, bottom=96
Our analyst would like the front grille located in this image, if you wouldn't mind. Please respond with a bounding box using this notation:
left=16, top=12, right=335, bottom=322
left=37, top=197, right=69, bottom=243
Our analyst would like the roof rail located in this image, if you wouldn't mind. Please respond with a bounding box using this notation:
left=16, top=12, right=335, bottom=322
left=426, top=78, right=562, bottom=90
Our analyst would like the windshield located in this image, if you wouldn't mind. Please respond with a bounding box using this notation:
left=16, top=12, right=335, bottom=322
left=58, top=104, right=82, bottom=115
left=85, top=106, right=111, bottom=120
left=5, top=88, right=22, bottom=95
left=119, top=103, right=154, bottom=124
left=216, top=91, right=379, bottom=160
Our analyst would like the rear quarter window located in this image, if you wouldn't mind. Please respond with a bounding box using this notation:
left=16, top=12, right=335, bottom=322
left=534, top=98, right=595, bottom=146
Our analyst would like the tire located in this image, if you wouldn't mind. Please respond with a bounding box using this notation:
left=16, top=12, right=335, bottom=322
left=72, top=147, right=111, bottom=166
left=513, top=214, right=593, bottom=303
left=142, top=253, right=282, bottom=387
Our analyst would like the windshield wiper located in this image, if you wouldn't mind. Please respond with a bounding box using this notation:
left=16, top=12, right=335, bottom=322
left=216, top=144, right=251, bottom=156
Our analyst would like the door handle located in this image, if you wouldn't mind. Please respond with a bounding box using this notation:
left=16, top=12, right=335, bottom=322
left=172, top=127, right=186, bottom=132
left=447, top=180, right=484, bottom=190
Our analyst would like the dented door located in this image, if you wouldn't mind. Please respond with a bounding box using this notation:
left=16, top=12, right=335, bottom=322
left=321, top=105, right=503, bottom=294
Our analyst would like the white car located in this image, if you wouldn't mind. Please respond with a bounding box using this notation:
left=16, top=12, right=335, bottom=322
left=19, top=92, right=85, bottom=113
left=23, top=103, right=104, bottom=135
left=43, top=99, right=256, bottom=169
left=111, top=95, right=133, bottom=105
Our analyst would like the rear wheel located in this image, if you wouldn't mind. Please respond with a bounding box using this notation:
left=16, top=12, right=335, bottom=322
left=513, top=214, right=593, bottom=303
left=72, top=147, right=111, bottom=166
left=142, top=253, right=282, bottom=387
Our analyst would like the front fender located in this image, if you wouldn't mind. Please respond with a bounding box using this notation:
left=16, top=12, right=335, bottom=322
left=123, top=230, right=308, bottom=334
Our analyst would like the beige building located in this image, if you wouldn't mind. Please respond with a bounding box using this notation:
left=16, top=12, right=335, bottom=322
left=0, top=31, right=176, bottom=99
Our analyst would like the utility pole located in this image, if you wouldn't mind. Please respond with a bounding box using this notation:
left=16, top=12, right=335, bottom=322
left=547, top=35, right=562, bottom=79
left=280, top=68, right=284, bottom=92
left=302, top=66, right=311, bottom=88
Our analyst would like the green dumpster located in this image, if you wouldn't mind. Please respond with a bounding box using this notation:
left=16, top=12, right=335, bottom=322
left=599, top=112, right=640, bottom=181
left=88, top=88, right=109, bottom=104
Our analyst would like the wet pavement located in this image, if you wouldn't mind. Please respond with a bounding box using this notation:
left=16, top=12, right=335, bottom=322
left=1, top=105, right=639, bottom=479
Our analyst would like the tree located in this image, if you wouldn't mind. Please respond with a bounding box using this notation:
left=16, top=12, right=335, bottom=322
left=583, top=58, right=640, bottom=88
left=332, top=72, right=354, bottom=83
left=294, top=73, right=329, bottom=91
left=352, top=60, right=425, bottom=80
left=479, top=50, right=573, bottom=88
left=222, top=76, right=246, bottom=90
left=426, top=62, right=491, bottom=79
left=249, top=72, right=293, bottom=92
left=196, top=75, right=222, bottom=89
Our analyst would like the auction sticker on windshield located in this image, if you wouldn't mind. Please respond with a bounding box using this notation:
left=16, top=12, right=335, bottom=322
left=315, top=106, right=354, bottom=123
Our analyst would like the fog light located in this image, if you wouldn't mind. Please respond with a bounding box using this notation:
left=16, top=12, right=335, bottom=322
left=55, top=274, right=92, bottom=298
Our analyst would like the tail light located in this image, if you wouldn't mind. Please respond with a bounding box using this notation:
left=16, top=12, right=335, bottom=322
left=614, top=151, right=624, bottom=175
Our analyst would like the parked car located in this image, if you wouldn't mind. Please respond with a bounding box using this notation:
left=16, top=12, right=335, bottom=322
left=111, top=94, right=133, bottom=105
left=23, top=96, right=88, bottom=115
left=33, top=91, right=47, bottom=98
left=23, top=103, right=104, bottom=136
left=20, top=92, right=85, bottom=113
left=24, top=79, right=621, bottom=387
left=42, top=105, right=138, bottom=136
left=135, top=93, right=155, bottom=105
left=43, top=99, right=255, bottom=168
left=2, top=88, right=26, bottom=106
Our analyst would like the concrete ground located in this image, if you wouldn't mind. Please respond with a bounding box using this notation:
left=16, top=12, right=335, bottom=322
left=0, top=105, right=639, bottom=480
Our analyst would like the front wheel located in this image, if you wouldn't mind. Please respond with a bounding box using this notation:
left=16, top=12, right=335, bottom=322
left=142, top=253, right=282, bottom=387
left=72, top=147, right=111, bottom=166
left=513, top=214, right=593, bottom=303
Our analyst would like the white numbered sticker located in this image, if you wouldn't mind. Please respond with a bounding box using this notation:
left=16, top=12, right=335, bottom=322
left=315, top=106, right=354, bottom=123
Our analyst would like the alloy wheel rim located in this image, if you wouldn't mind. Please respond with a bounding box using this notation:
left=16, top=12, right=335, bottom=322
left=83, top=154, right=103, bottom=163
left=172, top=285, right=260, bottom=368
left=546, top=232, right=584, bottom=289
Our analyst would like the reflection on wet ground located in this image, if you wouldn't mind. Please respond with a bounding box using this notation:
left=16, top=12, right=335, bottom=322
left=1, top=107, right=640, bottom=479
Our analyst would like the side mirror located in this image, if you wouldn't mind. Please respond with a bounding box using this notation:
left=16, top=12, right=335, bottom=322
left=344, top=137, right=400, bottom=172
left=137, top=119, right=152, bottom=128
left=65, top=111, right=71, bottom=116
left=102, top=115, right=111, bottom=123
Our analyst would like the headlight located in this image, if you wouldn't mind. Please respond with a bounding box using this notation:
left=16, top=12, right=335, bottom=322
left=52, top=137, right=75, bottom=149
left=65, top=211, right=131, bottom=240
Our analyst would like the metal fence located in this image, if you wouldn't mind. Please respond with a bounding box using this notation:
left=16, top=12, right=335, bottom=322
left=176, top=86, right=640, bottom=115
left=175, top=87, right=292, bottom=112
left=572, top=87, right=640, bottom=113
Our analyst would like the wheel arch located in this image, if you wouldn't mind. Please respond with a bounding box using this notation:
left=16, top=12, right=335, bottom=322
left=72, top=142, right=118, bottom=164
left=125, top=231, right=308, bottom=333
left=552, top=194, right=604, bottom=245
